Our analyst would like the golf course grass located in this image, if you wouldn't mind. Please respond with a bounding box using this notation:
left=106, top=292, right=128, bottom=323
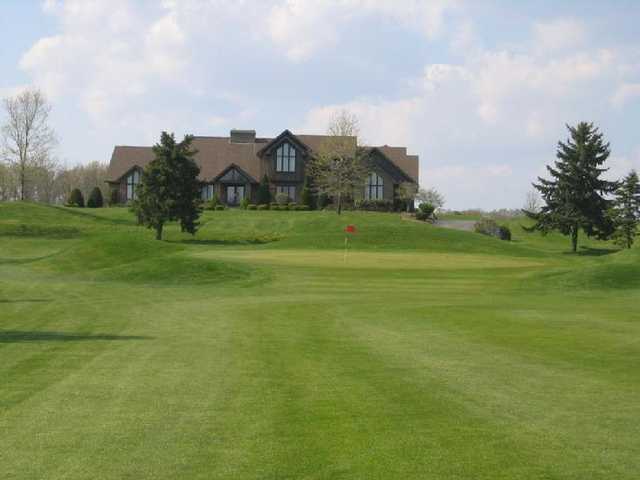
left=1, top=202, right=638, bottom=479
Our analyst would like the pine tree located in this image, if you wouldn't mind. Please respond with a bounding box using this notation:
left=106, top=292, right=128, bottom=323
left=87, top=187, right=103, bottom=208
left=256, top=174, right=271, bottom=205
left=612, top=170, right=640, bottom=249
left=132, top=132, right=202, bottom=240
left=526, top=122, right=616, bottom=252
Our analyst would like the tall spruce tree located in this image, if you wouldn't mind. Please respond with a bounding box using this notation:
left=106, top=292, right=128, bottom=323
left=526, top=122, right=616, bottom=252
left=132, top=132, right=202, bottom=240
left=612, top=170, right=640, bottom=249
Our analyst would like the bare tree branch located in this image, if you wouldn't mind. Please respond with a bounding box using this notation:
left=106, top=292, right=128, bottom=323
left=1, top=88, right=57, bottom=200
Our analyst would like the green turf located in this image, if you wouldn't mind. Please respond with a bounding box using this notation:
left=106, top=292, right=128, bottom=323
left=1, top=202, right=639, bottom=479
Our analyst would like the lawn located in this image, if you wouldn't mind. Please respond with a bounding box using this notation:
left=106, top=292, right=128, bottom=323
left=1, top=203, right=639, bottom=479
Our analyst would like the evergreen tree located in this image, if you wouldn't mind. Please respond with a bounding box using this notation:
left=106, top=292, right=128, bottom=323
left=132, top=132, right=202, bottom=240
left=68, top=188, right=84, bottom=207
left=300, top=176, right=315, bottom=209
left=87, top=186, right=103, bottom=208
left=612, top=170, right=640, bottom=249
left=526, top=122, right=616, bottom=252
left=256, top=174, right=271, bottom=205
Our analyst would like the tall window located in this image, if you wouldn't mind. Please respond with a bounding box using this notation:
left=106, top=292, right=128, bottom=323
left=201, top=184, right=214, bottom=201
left=126, top=170, right=140, bottom=201
left=276, top=185, right=296, bottom=201
left=276, top=143, right=296, bottom=172
left=365, top=172, right=384, bottom=200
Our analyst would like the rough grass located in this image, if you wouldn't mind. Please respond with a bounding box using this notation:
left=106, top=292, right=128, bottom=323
left=1, top=203, right=639, bottom=479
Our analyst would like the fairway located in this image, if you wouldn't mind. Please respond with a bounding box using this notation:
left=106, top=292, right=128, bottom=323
left=1, top=203, right=639, bottom=479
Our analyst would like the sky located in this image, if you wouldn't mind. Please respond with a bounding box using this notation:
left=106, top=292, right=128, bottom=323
left=1, top=0, right=640, bottom=209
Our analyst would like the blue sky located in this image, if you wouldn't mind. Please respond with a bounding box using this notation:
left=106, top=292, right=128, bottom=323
left=2, top=0, right=640, bottom=209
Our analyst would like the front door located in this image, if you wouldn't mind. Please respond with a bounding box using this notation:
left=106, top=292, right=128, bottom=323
left=226, top=185, right=245, bottom=205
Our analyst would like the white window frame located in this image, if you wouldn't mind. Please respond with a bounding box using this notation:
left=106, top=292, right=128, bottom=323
left=276, top=143, right=296, bottom=173
left=365, top=172, right=384, bottom=200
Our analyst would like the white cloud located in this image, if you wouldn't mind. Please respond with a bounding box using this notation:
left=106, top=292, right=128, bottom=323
left=266, top=0, right=459, bottom=61
left=300, top=19, right=640, bottom=208
left=532, top=18, right=587, bottom=53
left=611, top=82, right=640, bottom=108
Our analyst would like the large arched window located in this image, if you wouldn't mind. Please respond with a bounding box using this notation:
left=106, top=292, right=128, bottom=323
left=276, top=143, right=296, bottom=172
left=126, top=169, right=141, bottom=201
left=365, top=172, right=384, bottom=200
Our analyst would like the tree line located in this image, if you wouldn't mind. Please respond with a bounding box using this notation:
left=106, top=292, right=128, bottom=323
left=1, top=88, right=109, bottom=204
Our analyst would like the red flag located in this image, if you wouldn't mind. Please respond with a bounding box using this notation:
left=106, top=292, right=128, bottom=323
left=345, top=225, right=356, bottom=234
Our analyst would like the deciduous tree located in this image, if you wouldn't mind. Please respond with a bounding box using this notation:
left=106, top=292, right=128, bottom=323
left=306, top=111, right=368, bottom=215
left=1, top=89, right=57, bottom=200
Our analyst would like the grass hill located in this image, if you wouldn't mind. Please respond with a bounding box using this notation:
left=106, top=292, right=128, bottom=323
left=1, top=203, right=639, bottom=479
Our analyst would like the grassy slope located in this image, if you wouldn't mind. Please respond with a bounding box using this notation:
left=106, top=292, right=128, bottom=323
left=1, top=203, right=639, bottom=479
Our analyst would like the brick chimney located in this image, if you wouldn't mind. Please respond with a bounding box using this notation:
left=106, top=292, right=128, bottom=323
left=229, top=129, right=256, bottom=144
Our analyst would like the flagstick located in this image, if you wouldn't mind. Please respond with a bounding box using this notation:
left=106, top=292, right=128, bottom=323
left=344, top=236, right=348, bottom=264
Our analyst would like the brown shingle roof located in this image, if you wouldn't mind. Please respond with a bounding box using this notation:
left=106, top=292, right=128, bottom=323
left=106, top=132, right=419, bottom=184
left=377, top=146, right=419, bottom=182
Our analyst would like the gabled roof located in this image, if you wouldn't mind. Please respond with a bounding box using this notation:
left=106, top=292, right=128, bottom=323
left=106, top=130, right=418, bottom=184
left=373, top=146, right=419, bottom=183
left=256, top=129, right=310, bottom=156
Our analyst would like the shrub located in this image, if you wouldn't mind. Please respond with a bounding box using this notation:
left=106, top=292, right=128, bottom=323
left=270, top=202, right=279, bottom=209
left=67, top=188, right=85, bottom=208
left=296, top=205, right=310, bottom=211
left=275, top=192, right=289, bottom=205
left=498, top=225, right=512, bottom=241
left=205, top=194, right=220, bottom=210
left=415, top=202, right=435, bottom=221
left=87, top=187, right=104, bottom=208
left=301, top=177, right=314, bottom=209
left=214, top=204, right=225, bottom=211
left=356, top=199, right=394, bottom=212
left=256, top=174, right=271, bottom=205
left=288, top=202, right=297, bottom=209
left=474, top=218, right=511, bottom=241
left=247, top=204, right=257, bottom=210
left=257, top=204, right=269, bottom=210
left=240, top=197, right=249, bottom=210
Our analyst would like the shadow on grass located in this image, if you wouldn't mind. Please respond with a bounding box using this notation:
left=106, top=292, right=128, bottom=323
left=50, top=205, right=136, bottom=226
left=563, top=247, right=620, bottom=257
left=167, top=237, right=280, bottom=246
left=0, top=331, right=153, bottom=343
left=0, top=299, right=50, bottom=303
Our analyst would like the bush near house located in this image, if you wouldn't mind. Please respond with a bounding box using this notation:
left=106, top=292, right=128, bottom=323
left=240, top=198, right=249, bottom=210
left=214, top=205, right=225, bottom=211
left=67, top=188, right=85, bottom=208
left=474, top=218, right=511, bottom=241
left=247, top=204, right=257, bottom=210
left=87, top=187, right=104, bottom=208
left=257, top=204, right=269, bottom=210
left=415, top=203, right=436, bottom=221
